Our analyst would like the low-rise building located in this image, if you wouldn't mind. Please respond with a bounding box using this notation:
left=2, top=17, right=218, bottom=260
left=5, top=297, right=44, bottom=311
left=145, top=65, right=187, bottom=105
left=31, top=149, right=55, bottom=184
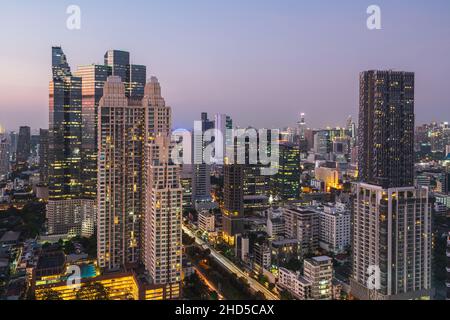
left=253, top=242, right=271, bottom=274
left=318, top=205, right=351, bottom=253
left=277, top=255, right=333, bottom=300
left=270, top=239, right=300, bottom=267
left=198, top=210, right=215, bottom=233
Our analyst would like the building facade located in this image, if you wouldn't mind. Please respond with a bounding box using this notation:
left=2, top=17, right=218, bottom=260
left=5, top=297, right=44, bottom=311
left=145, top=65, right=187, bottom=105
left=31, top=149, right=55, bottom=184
left=351, top=70, right=432, bottom=300
left=97, top=76, right=145, bottom=270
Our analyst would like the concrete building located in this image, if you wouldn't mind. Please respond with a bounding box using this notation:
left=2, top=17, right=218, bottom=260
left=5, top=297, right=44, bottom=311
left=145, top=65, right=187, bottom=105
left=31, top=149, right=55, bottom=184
left=198, top=210, right=215, bottom=233
left=278, top=256, right=333, bottom=300
left=16, top=126, right=31, bottom=170
left=222, top=163, right=245, bottom=245
left=46, top=199, right=96, bottom=237
left=38, top=129, right=49, bottom=184
left=314, top=166, right=339, bottom=192
left=97, top=76, right=145, bottom=270
left=266, top=214, right=285, bottom=239
left=318, top=205, right=351, bottom=253
left=271, top=239, right=300, bottom=267
left=351, top=70, right=432, bottom=300
left=144, top=136, right=182, bottom=299
left=0, top=131, right=10, bottom=179
left=284, top=207, right=319, bottom=255
left=253, top=242, right=271, bottom=274
left=142, top=77, right=182, bottom=299
left=350, top=183, right=432, bottom=300
left=303, top=256, right=333, bottom=300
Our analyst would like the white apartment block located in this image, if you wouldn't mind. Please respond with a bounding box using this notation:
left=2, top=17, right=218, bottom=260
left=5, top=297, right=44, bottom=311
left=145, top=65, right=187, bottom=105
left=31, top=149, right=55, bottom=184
left=46, top=199, right=96, bottom=237
left=144, top=136, right=183, bottom=299
left=303, top=256, right=333, bottom=300
left=284, top=207, right=319, bottom=255
left=319, top=205, right=351, bottom=253
left=350, top=183, right=432, bottom=300
left=278, top=256, right=333, bottom=300
left=198, top=210, right=215, bottom=233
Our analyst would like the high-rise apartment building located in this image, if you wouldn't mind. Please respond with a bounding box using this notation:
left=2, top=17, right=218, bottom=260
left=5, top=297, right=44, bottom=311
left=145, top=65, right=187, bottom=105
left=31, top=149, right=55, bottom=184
left=358, top=70, right=415, bottom=188
left=97, top=76, right=145, bottom=270
left=142, top=76, right=182, bottom=299
left=144, top=136, right=182, bottom=299
left=351, top=183, right=432, bottom=300
left=351, top=70, right=432, bottom=300
left=96, top=74, right=182, bottom=298
left=75, top=51, right=146, bottom=199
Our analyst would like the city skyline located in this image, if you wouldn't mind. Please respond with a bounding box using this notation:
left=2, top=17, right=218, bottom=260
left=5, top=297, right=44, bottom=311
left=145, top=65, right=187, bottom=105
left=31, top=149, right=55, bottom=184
left=0, top=1, right=449, bottom=304
left=1, top=0, right=450, bottom=131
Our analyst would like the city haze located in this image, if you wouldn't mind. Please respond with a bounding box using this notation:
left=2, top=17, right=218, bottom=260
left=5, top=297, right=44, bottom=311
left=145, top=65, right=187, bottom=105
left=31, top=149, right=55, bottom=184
left=0, top=0, right=450, bottom=131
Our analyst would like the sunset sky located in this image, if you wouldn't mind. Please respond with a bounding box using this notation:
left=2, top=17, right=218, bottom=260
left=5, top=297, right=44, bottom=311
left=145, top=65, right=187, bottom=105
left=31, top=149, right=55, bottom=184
left=1, top=0, right=449, bottom=132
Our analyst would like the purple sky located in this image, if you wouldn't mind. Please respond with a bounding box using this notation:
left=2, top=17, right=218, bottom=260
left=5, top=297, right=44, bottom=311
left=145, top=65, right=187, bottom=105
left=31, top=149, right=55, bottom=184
left=0, top=0, right=450, bottom=133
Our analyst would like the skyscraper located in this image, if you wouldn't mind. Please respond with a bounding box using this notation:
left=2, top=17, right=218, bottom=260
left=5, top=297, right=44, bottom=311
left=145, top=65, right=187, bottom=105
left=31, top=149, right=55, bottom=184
left=143, top=77, right=182, bottom=299
left=75, top=51, right=146, bottom=199
left=358, top=70, right=415, bottom=188
left=222, top=162, right=244, bottom=245
left=97, top=76, right=145, bottom=270
left=38, top=128, right=49, bottom=184
left=0, top=128, right=10, bottom=180
left=214, top=113, right=232, bottom=165
left=271, top=142, right=300, bottom=201
left=16, top=126, right=31, bottom=170
left=192, top=112, right=214, bottom=208
left=74, top=64, right=109, bottom=199
left=351, top=70, right=432, bottom=300
left=104, top=50, right=146, bottom=100
left=144, top=136, right=182, bottom=299
left=97, top=75, right=182, bottom=298
left=48, top=47, right=82, bottom=200
left=47, top=47, right=93, bottom=236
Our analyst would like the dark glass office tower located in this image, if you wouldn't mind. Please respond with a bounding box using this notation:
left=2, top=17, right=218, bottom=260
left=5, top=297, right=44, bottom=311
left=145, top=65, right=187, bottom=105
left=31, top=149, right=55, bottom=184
left=74, top=64, right=109, bottom=199
left=351, top=70, right=432, bottom=300
left=358, top=70, right=415, bottom=188
left=39, top=128, right=49, bottom=184
left=222, top=163, right=245, bottom=245
left=48, top=46, right=82, bottom=200
left=192, top=112, right=214, bottom=206
left=271, top=142, right=300, bottom=201
left=16, top=126, right=31, bottom=169
left=104, top=50, right=146, bottom=99
left=75, top=51, right=146, bottom=199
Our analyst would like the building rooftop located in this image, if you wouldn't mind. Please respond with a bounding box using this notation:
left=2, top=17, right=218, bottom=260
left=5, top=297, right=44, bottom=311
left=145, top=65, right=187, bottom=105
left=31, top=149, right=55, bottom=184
left=272, top=239, right=299, bottom=246
left=307, top=256, right=332, bottom=266
left=0, top=231, right=20, bottom=243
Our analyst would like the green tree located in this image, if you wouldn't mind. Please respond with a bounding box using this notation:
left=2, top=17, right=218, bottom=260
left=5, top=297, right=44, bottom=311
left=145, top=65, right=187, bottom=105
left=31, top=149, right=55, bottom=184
left=39, top=288, right=63, bottom=300
left=75, top=282, right=110, bottom=300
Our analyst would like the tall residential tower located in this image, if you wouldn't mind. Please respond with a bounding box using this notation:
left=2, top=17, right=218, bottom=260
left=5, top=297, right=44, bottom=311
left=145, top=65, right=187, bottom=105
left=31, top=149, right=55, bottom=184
left=351, top=70, right=432, bottom=300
